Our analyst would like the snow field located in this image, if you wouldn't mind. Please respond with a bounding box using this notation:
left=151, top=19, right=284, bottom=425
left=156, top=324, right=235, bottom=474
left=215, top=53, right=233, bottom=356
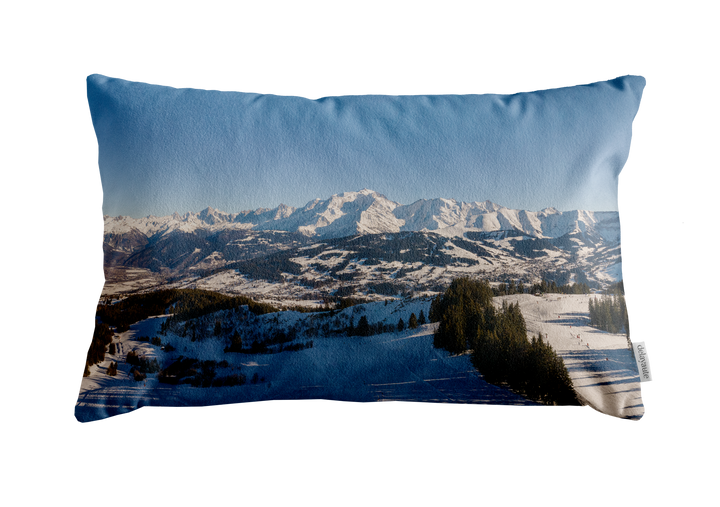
left=78, top=292, right=640, bottom=420
left=77, top=299, right=535, bottom=420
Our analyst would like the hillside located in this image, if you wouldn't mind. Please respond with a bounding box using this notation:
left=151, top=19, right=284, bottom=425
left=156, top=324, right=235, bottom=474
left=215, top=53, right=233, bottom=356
left=77, top=293, right=639, bottom=421
left=99, top=190, right=624, bottom=300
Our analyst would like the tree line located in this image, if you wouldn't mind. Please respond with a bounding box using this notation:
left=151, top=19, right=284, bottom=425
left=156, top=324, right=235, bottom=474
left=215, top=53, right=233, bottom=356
left=224, top=326, right=314, bottom=354
left=97, top=289, right=280, bottom=333
left=83, top=322, right=114, bottom=376
left=588, top=282, right=632, bottom=334
left=158, top=357, right=248, bottom=388
left=491, top=278, right=590, bottom=297
left=97, top=290, right=181, bottom=332
left=430, top=277, right=578, bottom=405
left=349, top=310, right=426, bottom=337
left=168, top=290, right=278, bottom=321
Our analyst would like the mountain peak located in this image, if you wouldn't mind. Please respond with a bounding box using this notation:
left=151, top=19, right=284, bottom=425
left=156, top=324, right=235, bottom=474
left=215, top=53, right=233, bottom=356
left=104, top=192, right=616, bottom=242
left=335, top=188, right=379, bottom=199
left=274, top=203, right=295, bottom=219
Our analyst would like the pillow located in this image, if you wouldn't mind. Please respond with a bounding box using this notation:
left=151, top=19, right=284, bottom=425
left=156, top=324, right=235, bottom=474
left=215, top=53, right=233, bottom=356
left=77, top=74, right=646, bottom=422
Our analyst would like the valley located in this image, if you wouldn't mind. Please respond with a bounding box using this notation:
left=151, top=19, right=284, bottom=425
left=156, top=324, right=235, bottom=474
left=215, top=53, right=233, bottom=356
left=100, top=190, right=623, bottom=304
left=102, top=227, right=621, bottom=308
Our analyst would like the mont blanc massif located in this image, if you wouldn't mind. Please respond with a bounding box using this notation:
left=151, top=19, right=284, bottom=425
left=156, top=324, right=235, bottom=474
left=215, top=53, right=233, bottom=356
left=102, top=189, right=622, bottom=301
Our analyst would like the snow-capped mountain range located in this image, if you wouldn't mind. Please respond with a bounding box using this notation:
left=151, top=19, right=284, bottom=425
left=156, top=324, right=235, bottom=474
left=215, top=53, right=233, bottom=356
left=105, top=189, right=620, bottom=242
left=101, top=190, right=625, bottom=297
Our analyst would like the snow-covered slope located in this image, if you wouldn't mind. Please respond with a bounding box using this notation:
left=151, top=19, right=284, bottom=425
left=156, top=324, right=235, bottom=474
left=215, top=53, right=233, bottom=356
left=77, top=294, right=639, bottom=422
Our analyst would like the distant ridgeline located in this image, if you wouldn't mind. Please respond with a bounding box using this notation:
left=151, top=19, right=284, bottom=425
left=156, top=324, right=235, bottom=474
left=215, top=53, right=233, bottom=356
left=430, top=277, right=579, bottom=406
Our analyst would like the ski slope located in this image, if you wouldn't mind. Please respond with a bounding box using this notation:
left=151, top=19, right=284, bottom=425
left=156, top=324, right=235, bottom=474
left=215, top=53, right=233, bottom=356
left=495, top=293, right=643, bottom=419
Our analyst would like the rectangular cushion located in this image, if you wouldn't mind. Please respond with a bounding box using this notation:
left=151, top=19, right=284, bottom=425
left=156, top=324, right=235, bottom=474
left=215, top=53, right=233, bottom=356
left=77, top=75, right=646, bottom=422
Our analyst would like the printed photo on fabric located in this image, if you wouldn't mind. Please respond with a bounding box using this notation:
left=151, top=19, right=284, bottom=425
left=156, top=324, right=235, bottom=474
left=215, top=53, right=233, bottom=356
left=77, top=75, right=646, bottom=422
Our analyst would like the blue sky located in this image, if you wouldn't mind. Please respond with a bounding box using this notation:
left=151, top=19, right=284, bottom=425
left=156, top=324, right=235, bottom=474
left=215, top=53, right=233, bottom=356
left=88, top=74, right=644, bottom=218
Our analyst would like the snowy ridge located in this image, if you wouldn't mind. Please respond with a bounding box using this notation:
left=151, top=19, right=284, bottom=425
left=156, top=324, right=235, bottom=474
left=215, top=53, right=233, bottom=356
left=105, top=189, right=620, bottom=242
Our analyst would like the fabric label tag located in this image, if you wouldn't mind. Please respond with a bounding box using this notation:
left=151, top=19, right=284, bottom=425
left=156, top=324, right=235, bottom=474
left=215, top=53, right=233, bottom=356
left=633, top=342, right=652, bottom=382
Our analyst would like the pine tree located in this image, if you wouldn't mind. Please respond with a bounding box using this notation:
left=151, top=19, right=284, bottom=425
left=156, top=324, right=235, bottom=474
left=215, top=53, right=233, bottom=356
left=106, top=361, right=118, bottom=376
left=523, top=334, right=543, bottom=399
left=429, top=294, right=442, bottom=322
left=595, top=296, right=607, bottom=331
left=438, top=306, right=465, bottom=351
left=625, top=305, right=632, bottom=334
left=601, top=296, right=613, bottom=331
left=126, top=350, right=139, bottom=366
left=433, top=277, right=494, bottom=353
left=356, top=315, right=371, bottom=336
left=229, top=330, right=243, bottom=351
left=409, top=313, right=418, bottom=329
left=418, top=310, right=426, bottom=325
left=473, top=329, right=501, bottom=381
left=610, top=295, right=620, bottom=333
left=93, top=336, right=105, bottom=364
left=397, top=318, right=405, bottom=332
left=613, top=294, right=625, bottom=333
left=546, top=357, right=578, bottom=405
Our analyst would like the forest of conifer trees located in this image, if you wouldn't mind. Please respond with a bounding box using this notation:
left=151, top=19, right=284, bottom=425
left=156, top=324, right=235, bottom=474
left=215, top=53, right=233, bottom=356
left=589, top=294, right=629, bottom=336
left=431, top=277, right=579, bottom=405
left=83, top=322, right=113, bottom=376
left=488, top=278, right=590, bottom=297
